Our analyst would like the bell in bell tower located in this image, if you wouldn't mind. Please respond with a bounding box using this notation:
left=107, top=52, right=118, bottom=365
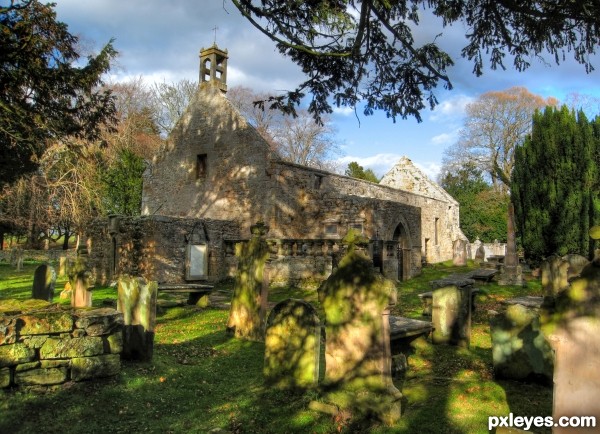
left=199, top=44, right=228, bottom=93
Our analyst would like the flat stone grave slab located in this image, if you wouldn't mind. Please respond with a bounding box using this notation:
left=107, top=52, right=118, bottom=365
left=429, top=275, right=475, bottom=289
left=158, top=283, right=214, bottom=305
left=468, top=268, right=498, bottom=283
left=502, top=296, right=544, bottom=309
left=389, top=316, right=433, bottom=338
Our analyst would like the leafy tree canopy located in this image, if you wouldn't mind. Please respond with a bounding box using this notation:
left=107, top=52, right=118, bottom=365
left=232, top=0, right=599, bottom=123
left=345, top=161, right=379, bottom=183
left=0, top=0, right=117, bottom=186
left=439, top=163, right=507, bottom=242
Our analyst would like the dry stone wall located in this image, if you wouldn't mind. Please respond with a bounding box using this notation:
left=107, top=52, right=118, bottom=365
left=0, top=249, right=76, bottom=264
left=0, top=302, right=123, bottom=389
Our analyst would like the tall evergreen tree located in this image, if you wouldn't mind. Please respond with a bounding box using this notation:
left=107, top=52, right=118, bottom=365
left=0, top=0, right=116, bottom=186
left=512, top=106, right=599, bottom=263
left=101, top=149, right=145, bottom=216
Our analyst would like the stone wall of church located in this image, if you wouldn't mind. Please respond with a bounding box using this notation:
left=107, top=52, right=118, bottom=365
left=141, top=85, right=458, bottom=270
left=141, top=84, right=273, bottom=233
left=87, top=216, right=240, bottom=285
left=267, top=161, right=456, bottom=265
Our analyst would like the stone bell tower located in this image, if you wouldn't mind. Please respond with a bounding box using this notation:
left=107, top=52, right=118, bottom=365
left=199, top=44, right=228, bottom=92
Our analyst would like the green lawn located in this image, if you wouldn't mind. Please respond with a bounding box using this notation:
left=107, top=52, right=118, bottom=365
left=0, top=261, right=552, bottom=433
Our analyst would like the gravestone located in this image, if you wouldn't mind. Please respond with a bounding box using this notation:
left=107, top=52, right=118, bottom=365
left=542, top=252, right=600, bottom=433
left=69, top=257, right=93, bottom=308
left=452, top=239, right=467, bottom=266
left=490, top=303, right=553, bottom=383
left=475, top=243, right=485, bottom=263
left=12, top=248, right=23, bottom=271
left=58, top=256, right=68, bottom=277
left=561, top=254, right=590, bottom=280
left=318, top=248, right=401, bottom=425
left=32, top=264, right=57, bottom=301
left=227, top=221, right=270, bottom=341
left=432, top=285, right=471, bottom=347
left=117, top=275, right=158, bottom=361
left=540, top=255, right=569, bottom=297
left=264, top=298, right=321, bottom=389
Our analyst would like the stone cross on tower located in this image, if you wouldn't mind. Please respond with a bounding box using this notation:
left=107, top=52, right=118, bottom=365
left=199, top=43, right=228, bottom=93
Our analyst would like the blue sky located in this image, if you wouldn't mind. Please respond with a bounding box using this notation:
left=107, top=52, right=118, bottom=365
left=54, top=0, right=600, bottom=180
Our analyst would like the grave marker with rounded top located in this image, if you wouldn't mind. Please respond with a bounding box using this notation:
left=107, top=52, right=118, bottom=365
left=264, top=298, right=321, bottom=389
left=32, top=264, right=56, bottom=301
left=318, top=248, right=401, bottom=425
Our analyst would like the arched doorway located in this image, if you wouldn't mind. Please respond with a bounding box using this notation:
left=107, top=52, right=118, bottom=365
left=393, top=222, right=412, bottom=281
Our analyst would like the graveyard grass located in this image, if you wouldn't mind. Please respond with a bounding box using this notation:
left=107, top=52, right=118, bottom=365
left=0, top=261, right=552, bottom=434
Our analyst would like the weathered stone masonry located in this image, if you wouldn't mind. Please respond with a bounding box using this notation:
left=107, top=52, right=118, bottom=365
left=88, top=215, right=240, bottom=285
left=0, top=304, right=123, bottom=388
left=92, top=45, right=464, bottom=285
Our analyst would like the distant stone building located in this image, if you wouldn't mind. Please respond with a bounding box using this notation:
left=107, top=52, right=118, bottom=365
left=89, top=45, right=464, bottom=286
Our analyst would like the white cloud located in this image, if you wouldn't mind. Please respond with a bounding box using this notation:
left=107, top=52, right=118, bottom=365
left=430, top=130, right=459, bottom=146
left=429, top=94, right=473, bottom=122
left=337, top=154, right=442, bottom=181
left=414, top=161, right=442, bottom=181
left=337, top=153, right=403, bottom=177
left=332, top=106, right=356, bottom=116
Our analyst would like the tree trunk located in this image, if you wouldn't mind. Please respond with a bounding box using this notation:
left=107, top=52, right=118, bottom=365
left=62, top=229, right=71, bottom=250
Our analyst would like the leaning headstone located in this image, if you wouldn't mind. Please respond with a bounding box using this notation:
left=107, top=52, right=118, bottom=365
left=117, top=275, right=158, bottom=361
left=432, top=285, right=471, bottom=347
left=542, top=251, right=600, bottom=433
left=540, top=255, right=569, bottom=297
left=32, top=264, right=57, bottom=301
left=226, top=221, right=270, bottom=341
left=264, top=298, right=321, bottom=389
left=490, top=303, right=554, bottom=383
left=452, top=239, right=467, bottom=266
left=318, top=248, right=401, bottom=425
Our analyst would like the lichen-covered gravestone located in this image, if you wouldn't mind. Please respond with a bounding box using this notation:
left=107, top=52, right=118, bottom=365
left=69, top=257, right=93, bottom=308
left=452, top=239, right=467, bottom=266
left=432, top=285, right=471, bottom=347
left=561, top=253, right=590, bottom=280
left=227, top=222, right=269, bottom=342
left=475, top=243, right=486, bottom=263
left=541, top=235, right=600, bottom=433
left=318, top=247, right=401, bottom=425
left=264, top=298, right=321, bottom=389
left=117, top=275, right=158, bottom=361
left=490, top=303, right=554, bottom=383
left=540, top=255, right=570, bottom=297
left=32, top=264, right=57, bottom=301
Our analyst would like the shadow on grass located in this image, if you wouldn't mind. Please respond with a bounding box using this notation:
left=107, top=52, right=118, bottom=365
left=0, top=306, right=335, bottom=434
left=0, top=262, right=554, bottom=433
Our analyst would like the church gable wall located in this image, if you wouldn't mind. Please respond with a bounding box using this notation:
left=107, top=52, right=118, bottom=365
left=142, top=85, right=272, bottom=233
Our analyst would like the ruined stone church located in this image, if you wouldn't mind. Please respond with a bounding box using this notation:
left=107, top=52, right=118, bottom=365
left=89, top=45, right=464, bottom=286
